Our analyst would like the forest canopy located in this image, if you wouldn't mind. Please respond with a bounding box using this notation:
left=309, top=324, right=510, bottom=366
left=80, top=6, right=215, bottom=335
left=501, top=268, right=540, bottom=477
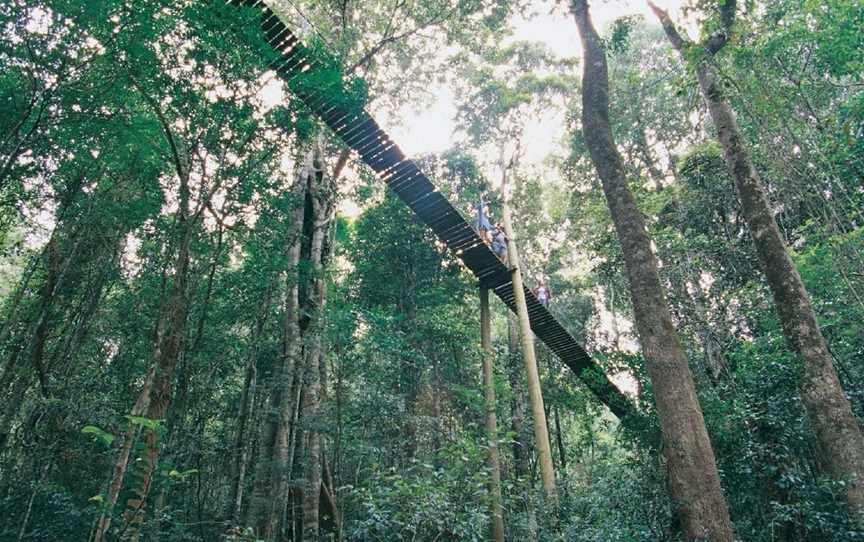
left=0, top=0, right=862, bottom=541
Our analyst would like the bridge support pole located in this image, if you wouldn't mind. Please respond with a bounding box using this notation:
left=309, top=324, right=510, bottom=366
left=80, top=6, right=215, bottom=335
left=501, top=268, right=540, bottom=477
left=480, top=288, right=506, bottom=542
left=500, top=179, right=558, bottom=507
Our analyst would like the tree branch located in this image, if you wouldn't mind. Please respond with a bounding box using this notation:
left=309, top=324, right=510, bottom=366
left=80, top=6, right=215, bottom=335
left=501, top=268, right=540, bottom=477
left=347, top=31, right=407, bottom=75
left=128, top=74, right=187, bottom=183
left=664, top=0, right=737, bottom=55
left=719, top=0, right=737, bottom=34
left=646, top=1, right=691, bottom=52
left=347, top=4, right=451, bottom=76
left=331, top=147, right=351, bottom=181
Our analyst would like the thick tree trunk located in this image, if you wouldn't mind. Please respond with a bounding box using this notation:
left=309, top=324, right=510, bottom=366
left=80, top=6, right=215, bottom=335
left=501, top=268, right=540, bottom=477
left=250, top=145, right=334, bottom=541
left=695, top=54, right=864, bottom=522
left=301, top=370, right=322, bottom=542
left=253, top=162, right=310, bottom=539
left=500, top=191, right=557, bottom=506
left=266, top=296, right=301, bottom=541
left=571, top=3, right=734, bottom=540
left=649, top=3, right=864, bottom=520
left=480, top=288, right=506, bottom=542
left=301, top=144, right=334, bottom=542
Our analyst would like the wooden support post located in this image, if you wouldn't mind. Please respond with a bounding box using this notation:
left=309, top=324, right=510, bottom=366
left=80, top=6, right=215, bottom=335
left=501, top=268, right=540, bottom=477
left=500, top=177, right=558, bottom=505
left=480, top=287, right=506, bottom=542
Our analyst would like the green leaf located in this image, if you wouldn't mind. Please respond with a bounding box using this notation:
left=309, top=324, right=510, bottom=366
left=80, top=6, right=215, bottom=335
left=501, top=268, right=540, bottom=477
left=125, top=415, right=162, bottom=429
left=168, top=468, right=199, bottom=480
left=82, top=425, right=116, bottom=445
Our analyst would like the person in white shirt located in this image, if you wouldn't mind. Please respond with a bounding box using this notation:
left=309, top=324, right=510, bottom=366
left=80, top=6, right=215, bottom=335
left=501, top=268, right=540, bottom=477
left=474, top=197, right=492, bottom=243
left=534, top=279, right=551, bottom=308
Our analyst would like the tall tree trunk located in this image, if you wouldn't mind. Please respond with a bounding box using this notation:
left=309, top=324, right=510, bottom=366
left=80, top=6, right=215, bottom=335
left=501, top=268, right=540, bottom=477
left=480, top=288, right=506, bottom=542
left=301, top=357, right=322, bottom=542
left=649, top=2, right=864, bottom=520
left=120, top=220, right=192, bottom=541
left=507, top=313, right=530, bottom=481
left=160, top=225, right=226, bottom=484
left=246, top=379, right=274, bottom=528
left=92, top=366, right=156, bottom=542
left=553, top=407, right=567, bottom=471
left=230, top=287, right=272, bottom=524
left=500, top=180, right=557, bottom=506
left=250, top=144, right=334, bottom=541
left=253, top=162, right=310, bottom=539
left=506, top=312, right=536, bottom=540
left=571, top=3, right=734, bottom=540
left=301, top=144, right=334, bottom=542
left=118, top=159, right=194, bottom=541
left=248, top=377, right=277, bottom=533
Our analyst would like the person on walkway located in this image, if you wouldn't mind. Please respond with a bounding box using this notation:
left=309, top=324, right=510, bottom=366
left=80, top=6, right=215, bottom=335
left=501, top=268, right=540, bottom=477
left=534, top=280, right=551, bottom=308
left=474, top=197, right=492, bottom=243
left=490, top=223, right=507, bottom=259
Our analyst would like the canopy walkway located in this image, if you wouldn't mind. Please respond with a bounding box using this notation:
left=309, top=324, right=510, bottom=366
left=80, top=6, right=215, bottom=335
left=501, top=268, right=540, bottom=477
left=227, top=0, right=636, bottom=420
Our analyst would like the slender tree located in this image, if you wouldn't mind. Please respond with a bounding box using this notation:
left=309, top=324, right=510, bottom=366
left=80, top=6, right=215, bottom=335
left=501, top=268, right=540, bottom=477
left=229, top=286, right=270, bottom=524
left=648, top=0, right=864, bottom=520
left=479, top=287, right=505, bottom=542
left=570, top=1, right=734, bottom=539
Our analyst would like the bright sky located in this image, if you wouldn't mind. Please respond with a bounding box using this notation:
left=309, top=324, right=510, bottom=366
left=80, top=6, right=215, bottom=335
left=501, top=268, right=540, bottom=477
left=381, top=1, right=686, bottom=395
left=388, top=0, right=686, bottom=163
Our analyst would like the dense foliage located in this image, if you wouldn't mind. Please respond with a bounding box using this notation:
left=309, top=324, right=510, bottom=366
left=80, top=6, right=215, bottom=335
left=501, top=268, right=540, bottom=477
left=0, top=0, right=861, bottom=540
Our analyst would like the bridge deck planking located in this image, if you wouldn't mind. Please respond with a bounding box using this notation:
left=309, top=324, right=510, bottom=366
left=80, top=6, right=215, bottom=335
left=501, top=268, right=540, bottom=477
left=228, top=0, right=636, bottom=421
